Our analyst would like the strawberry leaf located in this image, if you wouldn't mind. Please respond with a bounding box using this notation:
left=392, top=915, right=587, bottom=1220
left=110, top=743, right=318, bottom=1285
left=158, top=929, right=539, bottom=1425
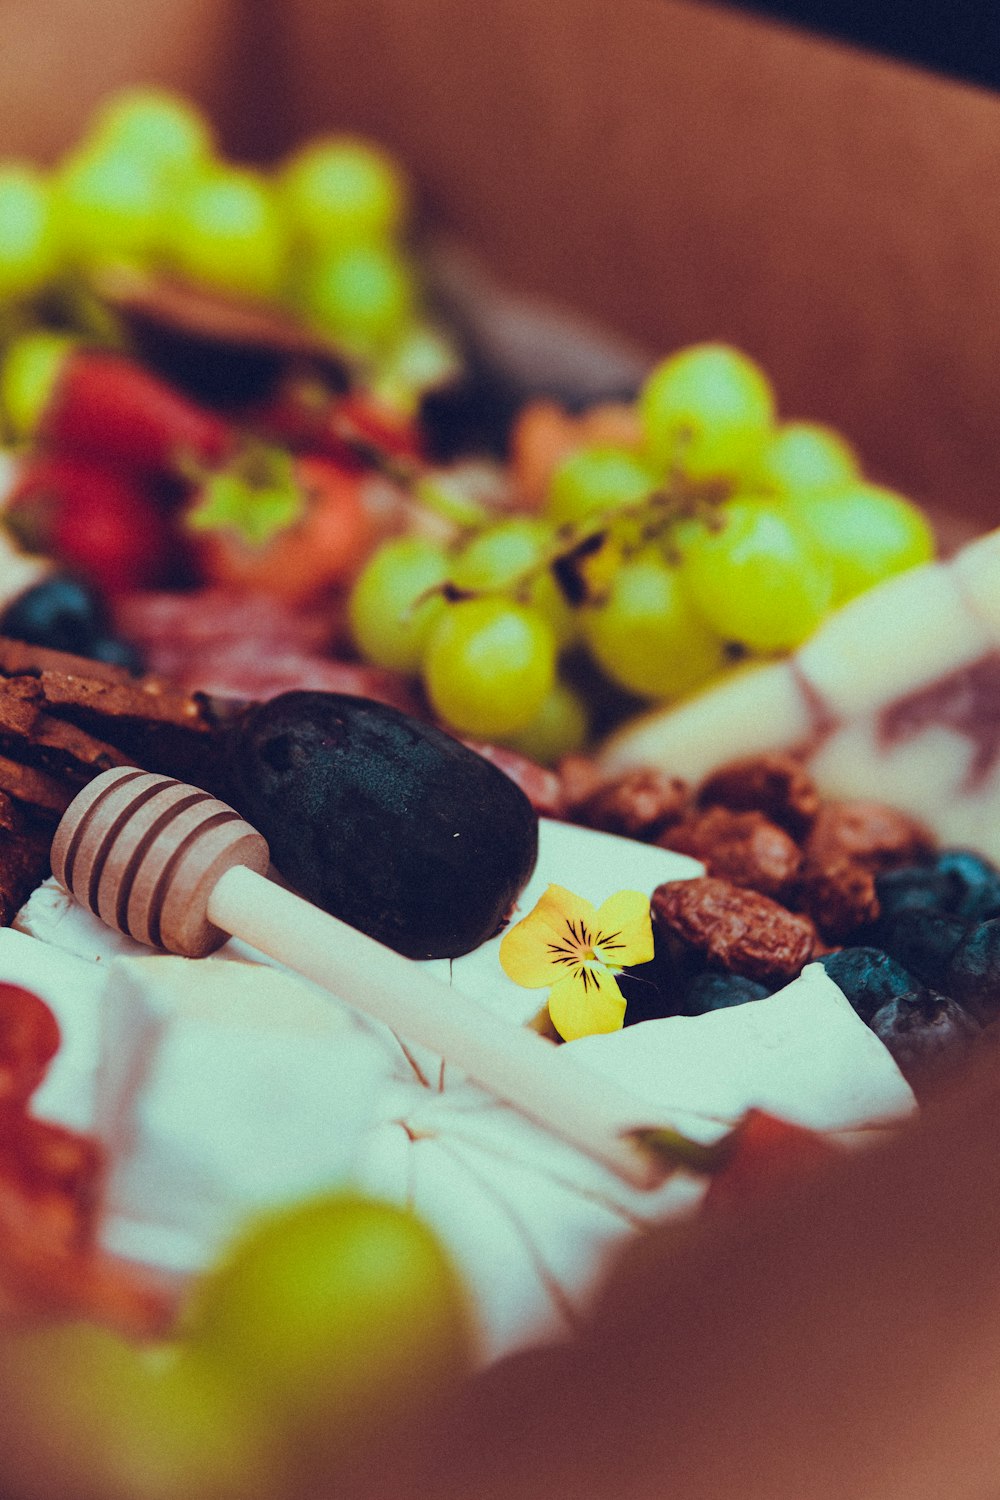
left=186, top=445, right=305, bottom=549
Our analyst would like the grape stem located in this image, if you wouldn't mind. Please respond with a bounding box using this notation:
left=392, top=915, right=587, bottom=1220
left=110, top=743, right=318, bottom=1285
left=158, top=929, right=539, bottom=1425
left=411, top=470, right=729, bottom=616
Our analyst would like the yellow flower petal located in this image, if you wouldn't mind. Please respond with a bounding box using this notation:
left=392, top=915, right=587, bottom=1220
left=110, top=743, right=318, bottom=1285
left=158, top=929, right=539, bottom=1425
left=593, top=889, right=654, bottom=970
left=547, top=966, right=627, bottom=1042
left=499, top=884, right=598, bottom=988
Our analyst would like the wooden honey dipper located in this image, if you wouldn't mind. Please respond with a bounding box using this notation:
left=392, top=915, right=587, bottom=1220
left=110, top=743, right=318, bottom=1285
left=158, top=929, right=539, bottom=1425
left=51, top=766, right=686, bottom=1190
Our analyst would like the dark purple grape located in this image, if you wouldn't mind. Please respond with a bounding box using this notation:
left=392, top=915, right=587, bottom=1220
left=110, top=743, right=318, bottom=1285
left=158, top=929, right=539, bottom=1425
left=868, top=991, right=981, bottom=1092
left=817, top=947, right=924, bottom=1024
left=868, top=909, right=969, bottom=990
left=225, top=692, right=538, bottom=959
left=944, top=919, right=1000, bottom=1028
left=934, top=849, right=1000, bottom=923
left=680, top=971, right=771, bottom=1016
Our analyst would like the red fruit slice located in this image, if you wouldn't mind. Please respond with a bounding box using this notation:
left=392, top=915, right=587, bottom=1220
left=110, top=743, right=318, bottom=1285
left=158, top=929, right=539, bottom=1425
left=703, top=1108, right=842, bottom=1211
left=0, top=983, right=61, bottom=1109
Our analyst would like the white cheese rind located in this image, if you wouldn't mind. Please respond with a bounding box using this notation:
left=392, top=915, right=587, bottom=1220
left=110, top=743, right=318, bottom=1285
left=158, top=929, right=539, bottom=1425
left=94, top=955, right=392, bottom=1273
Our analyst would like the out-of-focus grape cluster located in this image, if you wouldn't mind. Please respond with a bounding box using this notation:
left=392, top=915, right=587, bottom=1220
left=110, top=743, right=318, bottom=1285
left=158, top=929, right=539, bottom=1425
left=0, top=85, right=455, bottom=409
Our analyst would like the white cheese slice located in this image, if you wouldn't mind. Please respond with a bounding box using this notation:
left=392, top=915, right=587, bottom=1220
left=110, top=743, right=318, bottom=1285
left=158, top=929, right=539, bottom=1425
left=94, top=954, right=393, bottom=1275
left=796, top=562, right=992, bottom=719
left=6, top=816, right=915, bottom=1365
left=565, top=964, right=915, bottom=1134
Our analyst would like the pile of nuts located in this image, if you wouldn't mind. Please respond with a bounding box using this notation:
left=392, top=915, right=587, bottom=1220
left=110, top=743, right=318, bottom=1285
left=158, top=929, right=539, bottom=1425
left=563, top=751, right=934, bottom=981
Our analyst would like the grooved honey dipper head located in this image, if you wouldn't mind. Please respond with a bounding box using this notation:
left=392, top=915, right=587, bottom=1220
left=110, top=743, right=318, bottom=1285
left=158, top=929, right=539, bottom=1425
left=51, top=767, right=271, bottom=957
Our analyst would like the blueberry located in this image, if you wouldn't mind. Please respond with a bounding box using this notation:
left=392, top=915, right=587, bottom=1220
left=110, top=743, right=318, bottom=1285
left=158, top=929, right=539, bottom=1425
left=874, top=866, right=956, bottom=919
left=618, top=965, right=677, bottom=1026
left=868, top=991, right=981, bottom=1092
left=818, top=946, right=924, bottom=1024
left=944, top=919, right=1000, bottom=1028
left=619, top=929, right=688, bottom=1026
left=934, top=849, right=1000, bottom=923
left=1, top=573, right=108, bottom=656
left=680, top=971, right=771, bottom=1016
left=867, top=909, right=969, bottom=990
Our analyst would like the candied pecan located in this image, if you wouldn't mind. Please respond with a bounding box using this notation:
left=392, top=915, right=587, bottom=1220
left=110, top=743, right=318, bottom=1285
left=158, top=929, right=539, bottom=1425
left=651, top=876, right=817, bottom=983
left=570, top=768, right=690, bottom=842
left=795, top=858, right=880, bottom=941
left=805, top=800, right=935, bottom=874
left=659, top=806, right=801, bottom=897
left=697, top=753, right=819, bottom=840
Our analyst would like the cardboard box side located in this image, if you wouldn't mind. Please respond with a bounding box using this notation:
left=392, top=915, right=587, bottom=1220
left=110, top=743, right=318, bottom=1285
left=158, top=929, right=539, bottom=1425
left=0, top=0, right=283, bottom=166
left=280, top=0, right=1000, bottom=526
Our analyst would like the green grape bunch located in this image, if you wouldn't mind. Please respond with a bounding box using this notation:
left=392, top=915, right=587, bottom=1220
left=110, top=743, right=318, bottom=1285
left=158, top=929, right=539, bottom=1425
left=0, top=87, right=456, bottom=415
left=349, top=341, right=935, bottom=763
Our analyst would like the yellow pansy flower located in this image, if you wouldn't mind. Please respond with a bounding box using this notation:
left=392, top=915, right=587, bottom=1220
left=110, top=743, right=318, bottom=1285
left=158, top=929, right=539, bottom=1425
left=499, top=883, right=654, bottom=1041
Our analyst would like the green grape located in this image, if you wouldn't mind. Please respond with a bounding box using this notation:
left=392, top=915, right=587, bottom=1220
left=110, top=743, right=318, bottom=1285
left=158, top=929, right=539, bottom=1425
left=182, top=1193, right=472, bottom=1462
left=86, top=87, right=214, bottom=178
left=546, top=443, right=653, bottom=528
left=299, top=242, right=415, bottom=352
left=449, top=516, right=576, bottom=645
left=680, top=497, right=835, bottom=651
left=581, top=550, right=727, bottom=699
left=503, top=676, right=589, bottom=763
left=0, top=164, right=58, bottom=299
left=639, top=343, right=776, bottom=482
left=54, top=144, right=167, bottom=266
left=165, top=165, right=287, bottom=301
left=747, top=420, right=859, bottom=494
left=281, top=135, right=407, bottom=247
left=0, top=1321, right=269, bottom=1500
left=0, top=329, right=77, bottom=439
left=789, top=481, right=935, bottom=603
left=348, top=535, right=450, bottom=672
left=423, top=596, right=556, bottom=737
left=371, top=321, right=462, bottom=413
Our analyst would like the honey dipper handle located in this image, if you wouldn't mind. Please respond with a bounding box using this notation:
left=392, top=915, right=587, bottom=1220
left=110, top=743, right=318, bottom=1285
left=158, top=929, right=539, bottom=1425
left=208, top=865, right=668, bottom=1190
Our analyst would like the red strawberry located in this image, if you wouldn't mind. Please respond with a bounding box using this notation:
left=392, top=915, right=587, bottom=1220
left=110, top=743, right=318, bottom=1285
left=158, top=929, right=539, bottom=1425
left=8, top=455, right=176, bottom=595
left=702, top=1108, right=842, bottom=1211
left=3, top=332, right=234, bottom=478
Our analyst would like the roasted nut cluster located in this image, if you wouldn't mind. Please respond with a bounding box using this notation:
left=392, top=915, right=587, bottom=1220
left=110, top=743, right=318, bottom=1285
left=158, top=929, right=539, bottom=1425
left=562, top=751, right=935, bottom=977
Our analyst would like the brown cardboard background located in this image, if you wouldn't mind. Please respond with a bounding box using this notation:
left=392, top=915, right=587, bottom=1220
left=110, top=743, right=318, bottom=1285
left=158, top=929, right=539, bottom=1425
left=0, top=0, right=250, bottom=159
left=279, top=0, right=1000, bottom=529
left=0, top=0, right=997, bottom=530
